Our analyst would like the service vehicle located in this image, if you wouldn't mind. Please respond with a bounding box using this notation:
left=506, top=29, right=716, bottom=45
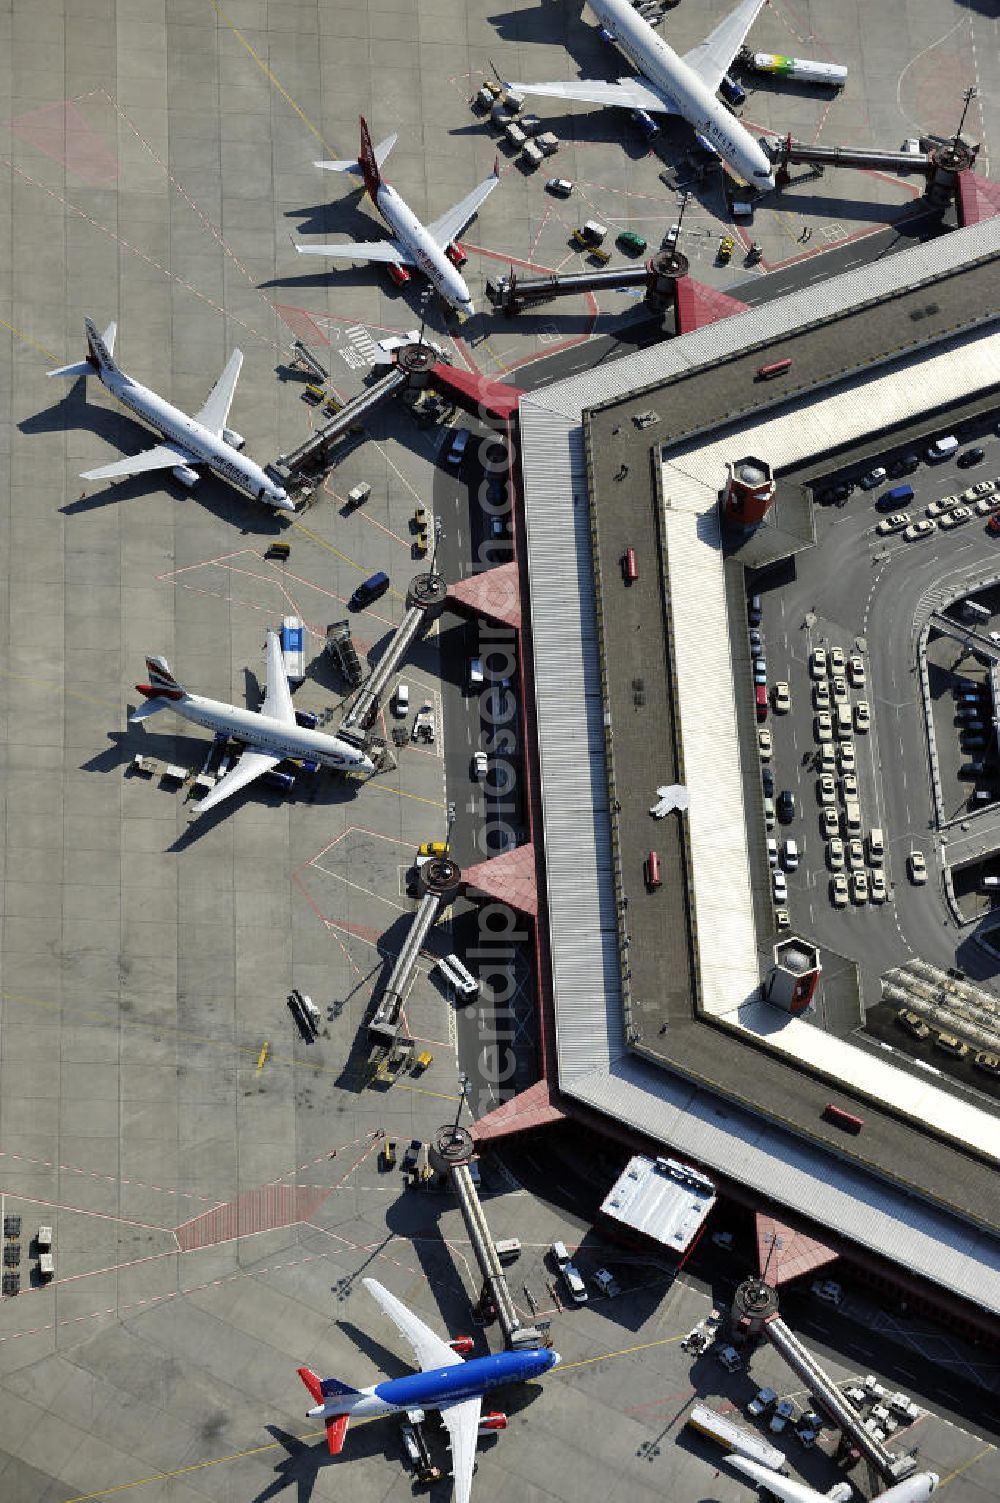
left=350, top=570, right=391, bottom=609
left=769, top=1399, right=795, bottom=1433
left=716, top=1346, right=743, bottom=1373
left=747, top=1387, right=778, bottom=1417
left=592, top=1268, right=621, bottom=1297
left=572, top=220, right=608, bottom=248
left=746, top=241, right=763, bottom=264
left=561, top=1262, right=588, bottom=1302
left=926, top=434, right=958, bottom=461
left=717, top=234, right=735, bottom=263
left=617, top=229, right=648, bottom=255
left=381, top=1138, right=398, bottom=1169
left=545, top=177, right=573, bottom=196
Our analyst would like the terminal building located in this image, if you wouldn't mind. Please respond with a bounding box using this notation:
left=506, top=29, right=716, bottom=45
left=465, top=211, right=1000, bottom=1336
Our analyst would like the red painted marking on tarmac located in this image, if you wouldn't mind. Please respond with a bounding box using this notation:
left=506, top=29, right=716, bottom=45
left=5, top=99, right=121, bottom=185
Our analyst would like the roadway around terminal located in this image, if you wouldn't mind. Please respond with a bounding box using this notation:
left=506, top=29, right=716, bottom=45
left=1, top=1, right=999, bottom=1502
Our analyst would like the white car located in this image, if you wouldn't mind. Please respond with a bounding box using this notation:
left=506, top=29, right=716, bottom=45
left=772, top=870, right=787, bottom=903
left=876, top=511, right=910, bottom=535
left=854, top=700, right=871, bottom=733
left=393, top=682, right=410, bottom=716
left=561, top=1263, right=588, bottom=1303
left=827, top=837, right=845, bottom=870
left=772, top=681, right=791, bottom=713
left=829, top=647, right=846, bottom=675
left=964, top=479, right=995, bottom=499
left=809, top=646, right=828, bottom=679
left=847, top=655, right=865, bottom=687
left=939, top=505, right=972, bottom=529
left=819, top=742, right=836, bottom=771
left=905, top=518, right=936, bottom=541
left=818, top=773, right=836, bottom=805
left=770, top=1398, right=796, bottom=1433
left=830, top=874, right=849, bottom=907
left=927, top=494, right=959, bottom=517
left=908, top=851, right=928, bottom=884
left=839, top=741, right=856, bottom=772
left=766, top=838, right=779, bottom=868
left=847, top=838, right=865, bottom=871
left=821, top=807, right=839, bottom=838
left=758, top=727, right=773, bottom=760
left=870, top=870, right=887, bottom=904
left=815, top=711, right=833, bottom=743
left=841, top=771, right=859, bottom=800
left=831, top=675, right=849, bottom=705
left=974, top=494, right=1000, bottom=515
left=860, top=467, right=887, bottom=490
left=813, top=680, right=830, bottom=710
left=852, top=870, right=869, bottom=904
left=472, top=750, right=488, bottom=780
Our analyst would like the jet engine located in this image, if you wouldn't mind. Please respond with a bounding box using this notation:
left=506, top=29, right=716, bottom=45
left=448, top=1336, right=474, bottom=1355
left=477, top=1412, right=507, bottom=1434
left=171, top=464, right=200, bottom=488
left=222, top=428, right=245, bottom=450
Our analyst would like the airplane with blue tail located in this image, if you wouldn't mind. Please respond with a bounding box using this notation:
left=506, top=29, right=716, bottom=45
left=297, top=1277, right=559, bottom=1502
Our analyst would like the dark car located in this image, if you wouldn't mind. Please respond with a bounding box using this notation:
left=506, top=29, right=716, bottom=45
left=890, top=454, right=920, bottom=478
left=349, top=569, right=391, bottom=610
left=777, top=790, right=796, bottom=824
left=957, top=447, right=985, bottom=469
left=762, top=767, right=775, bottom=798
left=748, top=594, right=762, bottom=627
left=749, top=628, right=763, bottom=652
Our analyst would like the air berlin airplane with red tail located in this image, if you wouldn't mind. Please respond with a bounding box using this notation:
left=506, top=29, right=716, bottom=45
left=296, top=1278, right=559, bottom=1503
left=294, top=116, right=500, bottom=317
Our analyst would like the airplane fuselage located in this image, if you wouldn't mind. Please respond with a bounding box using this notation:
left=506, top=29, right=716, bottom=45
left=310, top=1348, right=558, bottom=1423
left=375, top=182, right=475, bottom=314
left=591, top=0, right=774, bottom=187
left=153, top=690, right=373, bottom=773
left=98, top=366, right=292, bottom=510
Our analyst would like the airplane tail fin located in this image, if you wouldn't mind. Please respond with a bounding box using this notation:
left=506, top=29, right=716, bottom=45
left=134, top=654, right=186, bottom=704
left=296, top=1368, right=356, bottom=1455
left=48, top=318, right=118, bottom=379
left=357, top=115, right=383, bottom=200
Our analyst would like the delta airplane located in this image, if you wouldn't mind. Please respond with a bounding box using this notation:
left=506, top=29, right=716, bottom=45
left=505, top=0, right=775, bottom=190
left=130, top=630, right=373, bottom=812
left=294, top=116, right=500, bottom=317
left=297, top=1277, right=559, bottom=1503
left=48, top=318, right=293, bottom=511
left=727, top=1453, right=939, bottom=1503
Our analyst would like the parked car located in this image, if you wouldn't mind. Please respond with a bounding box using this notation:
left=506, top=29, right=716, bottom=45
left=927, top=494, right=959, bottom=517
left=830, top=874, right=849, bottom=907
left=717, top=1345, right=742, bottom=1372
left=940, top=505, right=972, bottom=528
left=561, top=1262, right=589, bottom=1302
left=812, top=1279, right=844, bottom=1306
left=758, top=728, right=773, bottom=760
left=827, top=837, right=845, bottom=870
left=747, top=1387, right=778, bottom=1418
left=870, top=870, right=887, bottom=904
left=772, top=870, right=788, bottom=903
left=472, top=749, right=488, bottom=780
left=592, top=1268, right=621, bottom=1298
left=851, top=870, right=869, bottom=904
left=847, top=655, right=865, bottom=687
left=860, top=467, right=887, bottom=490
left=854, top=701, right=871, bottom=733
left=904, top=519, right=935, bottom=541
left=545, top=177, right=573, bottom=196
left=897, top=1009, right=930, bottom=1040
left=876, top=511, right=910, bottom=534
left=957, top=446, right=985, bottom=468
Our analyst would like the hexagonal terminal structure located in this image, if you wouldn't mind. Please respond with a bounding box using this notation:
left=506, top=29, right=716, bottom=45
left=732, top=1276, right=779, bottom=1339
left=395, top=341, right=437, bottom=386
left=722, top=455, right=775, bottom=528
left=765, top=937, right=822, bottom=1015
left=407, top=572, right=448, bottom=618
left=419, top=855, right=462, bottom=901
left=429, top=1124, right=475, bottom=1173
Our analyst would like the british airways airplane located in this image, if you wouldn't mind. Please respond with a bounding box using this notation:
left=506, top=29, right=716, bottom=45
left=297, top=1278, right=559, bottom=1502
left=505, top=0, right=775, bottom=190
left=294, top=117, right=500, bottom=317
left=131, top=630, right=373, bottom=812
left=48, top=318, right=293, bottom=511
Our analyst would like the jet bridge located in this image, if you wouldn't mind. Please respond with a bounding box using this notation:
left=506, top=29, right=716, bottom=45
left=767, top=132, right=976, bottom=207
left=272, top=364, right=408, bottom=485
left=341, top=572, right=449, bottom=736
left=430, top=1124, right=548, bottom=1352
left=367, top=855, right=462, bottom=1052
left=486, top=249, right=689, bottom=317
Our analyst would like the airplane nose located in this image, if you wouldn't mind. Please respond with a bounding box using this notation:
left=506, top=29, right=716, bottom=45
left=548, top=1350, right=561, bottom=1367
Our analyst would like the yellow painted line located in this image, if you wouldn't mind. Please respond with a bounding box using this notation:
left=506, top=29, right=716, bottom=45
left=255, top=1041, right=270, bottom=1074
left=938, top=1442, right=996, bottom=1491
left=554, top=1333, right=685, bottom=1373
left=366, top=779, right=447, bottom=810
left=0, top=314, right=57, bottom=361
left=205, top=0, right=332, bottom=154
left=60, top=1334, right=688, bottom=1499
left=286, top=517, right=407, bottom=603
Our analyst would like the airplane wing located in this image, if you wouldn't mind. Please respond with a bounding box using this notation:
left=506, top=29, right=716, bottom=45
left=194, top=747, right=282, bottom=814
left=294, top=237, right=414, bottom=265
left=438, top=1397, right=482, bottom=1503
left=193, top=349, right=243, bottom=435
left=260, top=629, right=296, bottom=724
left=426, top=166, right=501, bottom=249
left=504, top=76, right=677, bottom=113
left=362, top=1278, right=463, bottom=1372
left=80, top=440, right=198, bottom=482
left=724, top=1454, right=837, bottom=1503
left=682, top=0, right=767, bottom=94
